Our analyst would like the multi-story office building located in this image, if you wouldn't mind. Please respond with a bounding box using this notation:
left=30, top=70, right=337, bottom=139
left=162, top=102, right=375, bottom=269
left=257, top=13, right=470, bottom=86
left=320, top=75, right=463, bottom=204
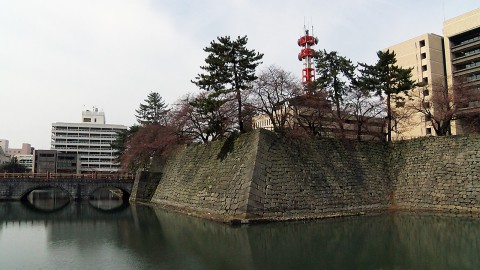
left=385, top=33, right=446, bottom=139
left=443, top=9, right=480, bottom=134
left=385, top=9, right=480, bottom=139
left=33, top=150, right=58, bottom=173
left=32, top=150, right=80, bottom=173
left=51, top=108, right=127, bottom=172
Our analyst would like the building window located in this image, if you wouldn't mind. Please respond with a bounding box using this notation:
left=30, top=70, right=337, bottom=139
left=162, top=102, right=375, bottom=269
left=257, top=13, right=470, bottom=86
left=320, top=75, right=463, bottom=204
left=421, top=53, right=426, bottom=59
left=423, top=89, right=429, bottom=96
left=467, top=73, right=480, bottom=82
left=419, top=40, right=426, bottom=47
left=465, top=61, right=480, bottom=69
left=422, top=65, right=428, bottom=71
left=456, top=33, right=480, bottom=47
left=422, top=77, right=429, bottom=85
left=426, top=128, right=432, bottom=135
left=83, top=118, right=91, bottom=122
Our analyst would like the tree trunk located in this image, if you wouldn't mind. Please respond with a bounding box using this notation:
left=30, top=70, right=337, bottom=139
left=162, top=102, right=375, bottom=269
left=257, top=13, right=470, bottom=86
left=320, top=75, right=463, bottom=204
left=387, top=94, right=392, bottom=142
left=236, top=88, right=243, bottom=132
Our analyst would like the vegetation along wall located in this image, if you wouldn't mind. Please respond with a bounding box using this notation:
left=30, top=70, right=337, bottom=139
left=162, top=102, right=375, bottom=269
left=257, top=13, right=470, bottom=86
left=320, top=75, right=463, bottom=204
left=136, top=130, right=480, bottom=222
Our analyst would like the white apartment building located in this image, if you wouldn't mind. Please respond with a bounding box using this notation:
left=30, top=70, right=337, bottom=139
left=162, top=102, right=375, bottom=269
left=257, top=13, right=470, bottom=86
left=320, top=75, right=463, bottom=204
left=51, top=108, right=127, bottom=172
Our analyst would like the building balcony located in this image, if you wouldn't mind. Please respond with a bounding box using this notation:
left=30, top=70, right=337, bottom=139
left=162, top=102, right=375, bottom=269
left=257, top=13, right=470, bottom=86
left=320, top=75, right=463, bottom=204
left=453, top=65, right=480, bottom=77
left=457, top=104, right=480, bottom=116
left=451, top=39, right=480, bottom=53
left=452, top=53, right=480, bottom=65
left=52, top=134, right=116, bottom=139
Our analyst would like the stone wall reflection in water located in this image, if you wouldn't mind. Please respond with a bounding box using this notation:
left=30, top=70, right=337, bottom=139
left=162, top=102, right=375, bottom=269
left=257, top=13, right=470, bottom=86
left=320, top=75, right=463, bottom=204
left=0, top=202, right=479, bottom=269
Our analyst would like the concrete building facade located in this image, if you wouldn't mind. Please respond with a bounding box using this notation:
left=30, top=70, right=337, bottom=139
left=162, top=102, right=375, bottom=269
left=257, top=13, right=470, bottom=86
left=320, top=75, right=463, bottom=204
left=443, top=9, right=480, bottom=134
left=51, top=108, right=127, bottom=173
left=386, top=33, right=446, bottom=140
left=385, top=9, right=480, bottom=139
left=6, top=143, right=33, bottom=156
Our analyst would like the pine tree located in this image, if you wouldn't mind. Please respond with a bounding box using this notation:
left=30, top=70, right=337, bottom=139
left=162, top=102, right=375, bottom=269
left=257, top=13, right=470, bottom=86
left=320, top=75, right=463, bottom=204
left=315, top=50, right=356, bottom=136
left=135, top=92, right=170, bottom=125
left=358, top=50, right=416, bottom=141
left=192, top=36, right=263, bottom=132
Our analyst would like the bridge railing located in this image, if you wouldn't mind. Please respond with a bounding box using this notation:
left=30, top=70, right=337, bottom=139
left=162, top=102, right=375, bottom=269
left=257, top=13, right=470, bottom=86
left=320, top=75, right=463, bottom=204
left=0, top=172, right=135, bottom=181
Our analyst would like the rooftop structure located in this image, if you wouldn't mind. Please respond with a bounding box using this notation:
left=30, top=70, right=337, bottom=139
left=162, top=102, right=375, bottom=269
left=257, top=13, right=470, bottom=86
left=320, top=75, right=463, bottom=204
left=298, top=27, right=318, bottom=84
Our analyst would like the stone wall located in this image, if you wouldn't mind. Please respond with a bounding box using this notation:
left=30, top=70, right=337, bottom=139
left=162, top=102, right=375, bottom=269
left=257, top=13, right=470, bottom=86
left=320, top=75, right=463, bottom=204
left=389, top=135, right=480, bottom=213
left=149, top=130, right=391, bottom=221
left=130, top=171, right=162, bottom=203
left=150, top=132, right=261, bottom=220
left=252, top=131, right=391, bottom=218
left=145, top=130, right=480, bottom=222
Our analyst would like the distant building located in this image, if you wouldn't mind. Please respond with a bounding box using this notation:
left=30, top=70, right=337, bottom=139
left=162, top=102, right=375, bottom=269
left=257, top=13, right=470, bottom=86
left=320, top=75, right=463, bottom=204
left=33, top=150, right=80, bottom=174
left=57, top=152, right=80, bottom=173
left=252, top=96, right=385, bottom=141
left=385, top=33, right=446, bottom=139
left=16, top=154, right=33, bottom=172
left=0, top=139, right=35, bottom=168
left=443, top=9, right=480, bottom=134
left=0, top=139, right=9, bottom=154
left=51, top=108, right=127, bottom=172
left=6, top=143, right=33, bottom=156
left=33, top=150, right=57, bottom=173
left=0, top=145, right=9, bottom=165
left=384, top=8, right=480, bottom=139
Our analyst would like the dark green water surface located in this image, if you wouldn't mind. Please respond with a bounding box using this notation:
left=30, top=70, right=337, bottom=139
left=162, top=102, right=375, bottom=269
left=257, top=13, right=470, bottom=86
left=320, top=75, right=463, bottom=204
left=0, top=201, right=479, bottom=270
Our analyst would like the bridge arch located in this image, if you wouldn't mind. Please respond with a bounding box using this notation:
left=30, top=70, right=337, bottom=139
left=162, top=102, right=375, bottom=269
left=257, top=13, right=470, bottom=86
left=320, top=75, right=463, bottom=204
left=20, top=184, right=73, bottom=201
left=0, top=175, right=135, bottom=201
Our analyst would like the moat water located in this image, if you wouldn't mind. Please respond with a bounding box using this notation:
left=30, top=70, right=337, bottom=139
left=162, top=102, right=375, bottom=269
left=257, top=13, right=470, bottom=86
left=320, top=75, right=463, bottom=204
left=1, top=198, right=479, bottom=269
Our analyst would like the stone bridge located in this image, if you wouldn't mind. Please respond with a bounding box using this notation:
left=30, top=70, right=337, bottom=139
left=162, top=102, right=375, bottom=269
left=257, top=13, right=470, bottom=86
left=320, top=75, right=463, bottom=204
left=0, top=173, right=134, bottom=201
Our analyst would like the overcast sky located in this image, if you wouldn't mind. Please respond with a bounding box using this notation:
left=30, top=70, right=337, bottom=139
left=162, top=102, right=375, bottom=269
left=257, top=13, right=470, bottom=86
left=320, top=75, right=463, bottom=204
left=1, top=0, right=479, bottom=149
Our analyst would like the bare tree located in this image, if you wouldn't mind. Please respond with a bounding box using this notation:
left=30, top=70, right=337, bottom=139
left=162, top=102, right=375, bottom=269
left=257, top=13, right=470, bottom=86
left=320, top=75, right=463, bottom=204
left=120, top=125, right=180, bottom=171
left=289, top=89, right=333, bottom=137
left=402, top=79, right=480, bottom=136
left=249, top=65, right=301, bottom=132
left=344, top=87, right=385, bottom=141
left=171, top=92, right=236, bottom=143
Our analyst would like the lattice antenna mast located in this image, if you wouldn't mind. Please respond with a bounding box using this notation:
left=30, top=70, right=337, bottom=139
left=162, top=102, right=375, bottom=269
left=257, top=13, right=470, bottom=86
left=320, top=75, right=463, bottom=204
left=297, top=24, right=318, bottom=85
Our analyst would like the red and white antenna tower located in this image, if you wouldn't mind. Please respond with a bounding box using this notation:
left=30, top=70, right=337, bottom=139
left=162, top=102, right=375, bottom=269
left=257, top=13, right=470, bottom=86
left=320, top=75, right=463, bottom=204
left=297, top=26, right=318, bottom=84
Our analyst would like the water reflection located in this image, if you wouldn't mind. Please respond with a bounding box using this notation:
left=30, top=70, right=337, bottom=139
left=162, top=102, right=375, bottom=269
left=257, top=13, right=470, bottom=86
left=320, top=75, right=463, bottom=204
left=88, top=188, right=127, bottom=211
left=23, top=187, right=128, bottom=212
left=25, top=188, right=70, bottom=211
left=0, top=203, right=479, bottom=270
